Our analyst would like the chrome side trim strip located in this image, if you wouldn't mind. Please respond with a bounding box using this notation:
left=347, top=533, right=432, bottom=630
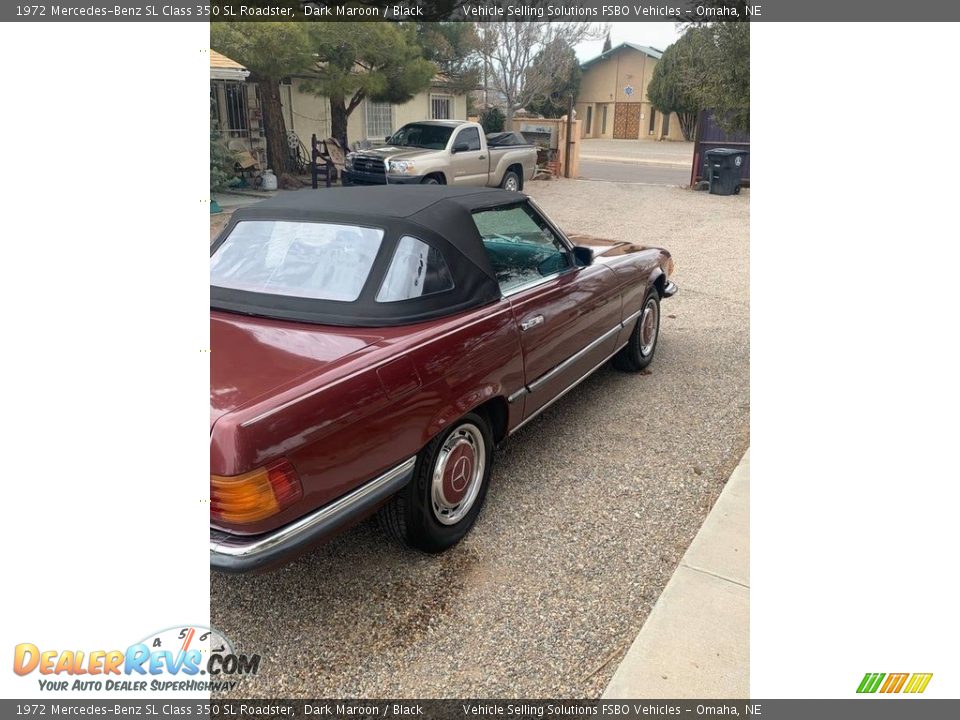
left=509, top=341, right=629, bottom=435
left=622, top=308, right=643, bottom=328
left=507, top=304, right=643, bottom=414
left=494, top=292, right=666, bottom=412
left=502, top=270, right=574, bottom=298
left=507, top=387, right=528, bottom=404
left=527, top=324, right=622, bottom=393
left=210, top=456, right=416, bottom=560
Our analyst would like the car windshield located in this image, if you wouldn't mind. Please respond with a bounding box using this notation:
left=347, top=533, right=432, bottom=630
left=210, top=220, right=383, bottom=302
left=387, top=124, right=454, bottom=150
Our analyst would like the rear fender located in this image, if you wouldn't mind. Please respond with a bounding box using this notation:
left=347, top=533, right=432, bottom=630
left=423, top=384, right=507, bottom=446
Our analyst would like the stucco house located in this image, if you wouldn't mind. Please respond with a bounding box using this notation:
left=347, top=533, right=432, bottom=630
left=576, top=42, right=685, bottom=142
left=210, top=50, right=266, bottom=171
left=279, top=74, right=467, bottom=148
left=211, top=49, right=469, bottom=175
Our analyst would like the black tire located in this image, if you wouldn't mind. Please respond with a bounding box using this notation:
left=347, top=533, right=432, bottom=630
left=500, top=170, right=521, bottom=192
left=378, top=412, right=493, bottom=553
left=613, top=288, right=661, bottom=372
left=420, top=175, right=441, bottom=185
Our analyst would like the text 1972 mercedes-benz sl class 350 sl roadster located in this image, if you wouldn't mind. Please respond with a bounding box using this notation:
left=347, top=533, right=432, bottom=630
left=210, top=187, right=676, bottom=572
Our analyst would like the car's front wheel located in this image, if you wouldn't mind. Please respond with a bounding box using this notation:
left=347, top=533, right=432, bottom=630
left=613, top=287, right=661, bottom=372
left=378, top=412, right=493, bottom=552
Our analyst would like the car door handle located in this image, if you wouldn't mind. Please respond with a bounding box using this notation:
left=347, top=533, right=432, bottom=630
left=520, top=315, right=544, bottom=331
left=478, top=155, right=486, bottom=160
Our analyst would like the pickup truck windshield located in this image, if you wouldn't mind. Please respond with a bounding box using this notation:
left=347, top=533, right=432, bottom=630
left=210, top=220, right=383, bottom=302
left=388, top=124, right=455, bottom=150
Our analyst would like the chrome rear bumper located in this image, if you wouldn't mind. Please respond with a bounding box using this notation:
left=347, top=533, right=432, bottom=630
left=210, top=457, right=416, bottom=573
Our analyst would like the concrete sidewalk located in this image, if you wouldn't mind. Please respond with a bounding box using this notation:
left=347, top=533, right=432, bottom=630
left=604, top=449, right=750, bottom=698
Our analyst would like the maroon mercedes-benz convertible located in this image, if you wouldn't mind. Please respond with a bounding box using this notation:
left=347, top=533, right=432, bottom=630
left=210, top=187, right=676, bottom=571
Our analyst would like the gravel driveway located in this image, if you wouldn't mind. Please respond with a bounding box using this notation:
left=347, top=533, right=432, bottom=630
left=211, top=179, right=750, bottom=698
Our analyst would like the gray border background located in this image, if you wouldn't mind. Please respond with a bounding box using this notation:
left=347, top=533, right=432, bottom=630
left=3, top=1, right=960, bottom=23
left=2, top=700, right=960, bottom=718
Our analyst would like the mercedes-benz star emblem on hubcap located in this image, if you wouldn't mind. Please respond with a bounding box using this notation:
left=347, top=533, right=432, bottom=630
left=451, top=455, right=471, bottom=493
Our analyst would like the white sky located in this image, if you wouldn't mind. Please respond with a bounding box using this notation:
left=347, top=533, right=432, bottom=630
left=575, top=22, right=684, bottom=61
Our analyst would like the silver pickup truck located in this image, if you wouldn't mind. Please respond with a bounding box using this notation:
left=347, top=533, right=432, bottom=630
left=343, top=120, right=537, bottom=191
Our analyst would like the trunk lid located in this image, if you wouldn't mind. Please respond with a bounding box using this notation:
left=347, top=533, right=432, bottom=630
left=210, top=311, right=383, bottom=431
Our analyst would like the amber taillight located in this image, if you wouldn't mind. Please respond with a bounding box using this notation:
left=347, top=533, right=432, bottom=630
left=210, top=459, right=303, bottom=525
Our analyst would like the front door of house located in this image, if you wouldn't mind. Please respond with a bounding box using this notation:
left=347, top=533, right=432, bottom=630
left=613, top=103, right=642, bottom=139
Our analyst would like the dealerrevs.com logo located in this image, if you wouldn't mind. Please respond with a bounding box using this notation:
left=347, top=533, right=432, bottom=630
left=13, top=625, right=259, bottom=693
left=857, top=672, right=933, bottom=694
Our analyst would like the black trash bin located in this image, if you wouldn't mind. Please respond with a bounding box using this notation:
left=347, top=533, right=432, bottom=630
left=705, top=148, right=748, bottom=196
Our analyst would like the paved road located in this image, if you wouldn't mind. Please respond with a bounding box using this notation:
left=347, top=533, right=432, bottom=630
left=211, top=180, right=749, bottom=699
left=578, top=139, right=694, bottom=186
left=578, top=159, right=691, bottom=186
left=580, top=139, right=694, bottom=164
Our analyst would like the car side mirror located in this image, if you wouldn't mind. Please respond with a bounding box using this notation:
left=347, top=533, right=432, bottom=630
left=573, top=246, right=594, bottom=266
left=452, top=142, right=470, bottom=154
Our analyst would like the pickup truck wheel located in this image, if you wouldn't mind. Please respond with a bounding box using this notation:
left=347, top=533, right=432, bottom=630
left=500, top=170, right=521, bottom=192
left=378, top=412, right=493, bottom=553
left=420, top=176, right=440, bottom=185
left=613, top=288, right=660, bottom=372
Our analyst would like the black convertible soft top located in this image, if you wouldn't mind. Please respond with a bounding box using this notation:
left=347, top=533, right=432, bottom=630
left=211, top=187, right=525, bottom=327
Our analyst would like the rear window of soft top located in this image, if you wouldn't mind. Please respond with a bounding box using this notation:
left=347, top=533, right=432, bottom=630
left=210, top=220, right=383, bottom=302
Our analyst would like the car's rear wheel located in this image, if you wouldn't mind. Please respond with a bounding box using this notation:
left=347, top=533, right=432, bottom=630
left=500, top=170, right=521, bottom=192
left=378, top=412, right=493, bottom=553
left=613, top=288, right=661, bottom=372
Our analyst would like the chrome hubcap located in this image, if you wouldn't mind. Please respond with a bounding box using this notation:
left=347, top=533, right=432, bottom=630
left=639, top=298, right=659, bottom=356
left=504, top=176, right=518, bottom=191
left=431, top=423, right=485, bottom=525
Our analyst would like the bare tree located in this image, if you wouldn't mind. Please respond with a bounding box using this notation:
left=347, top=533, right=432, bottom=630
left=479, top=21, right=607, bottom=127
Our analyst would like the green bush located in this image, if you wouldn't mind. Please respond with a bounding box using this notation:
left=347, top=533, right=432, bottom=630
left=479, top=107, right=505, bottom=134
left=210, top=122, right=236, bottom=192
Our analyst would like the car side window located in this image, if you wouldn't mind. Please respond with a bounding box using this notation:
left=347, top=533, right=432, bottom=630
left=456, top=127, right=481, bottom=151
left=472, top=202, right=571, bottom=294
left=377, top=236, right=454, bottom=302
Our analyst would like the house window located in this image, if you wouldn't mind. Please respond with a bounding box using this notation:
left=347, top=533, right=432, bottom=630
left=365, top=101, right=394, bottom=139
left=210, top=83, right=220, bottom=126
left=601, top=105, right=608, bottom=135
left=252, top=84, right=263, bottom=138
left=585, top=106, right=593, bottom=134
left=223, top=82, right=248, bottom=137
left=662, top=112, right=671, bottom=137
left=430, top=94, right=453, bottom=120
